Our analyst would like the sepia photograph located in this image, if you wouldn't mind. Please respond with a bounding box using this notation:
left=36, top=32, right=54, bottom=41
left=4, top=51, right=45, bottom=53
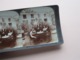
left=0, top=6, right=60, bottom=50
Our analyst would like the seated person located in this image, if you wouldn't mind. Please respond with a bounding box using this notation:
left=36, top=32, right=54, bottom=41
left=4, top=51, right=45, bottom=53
left=29, top=28, right=41, bottom=44
left=0, top=29, right=7, bottom=38
left=30, top=28, right=37, bottom=39
left=39, top=22, right=43, bottom=31
left=0, top=28, right=17, bottom=48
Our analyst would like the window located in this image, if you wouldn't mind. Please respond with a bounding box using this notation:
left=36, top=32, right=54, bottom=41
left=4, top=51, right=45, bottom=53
left=8, top=18, right=11, bottom=22
left=31, top=14, right=34, bottom=18
left=44, top=14, right=46, bottom=17
left=44, top=18, right=47, bottom=22
left=8, top=23, right=12, bottom=26
left=23, top=14, right=26, bottom=19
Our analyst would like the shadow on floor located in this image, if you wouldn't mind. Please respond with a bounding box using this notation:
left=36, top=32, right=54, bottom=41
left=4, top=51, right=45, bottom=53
left=0, top=45, right=62, bottom=59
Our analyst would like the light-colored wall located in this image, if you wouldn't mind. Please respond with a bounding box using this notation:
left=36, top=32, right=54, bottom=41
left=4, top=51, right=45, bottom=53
left=0, top=11, right=19, bottom=30
left=20, top=7, right=55, bottom=30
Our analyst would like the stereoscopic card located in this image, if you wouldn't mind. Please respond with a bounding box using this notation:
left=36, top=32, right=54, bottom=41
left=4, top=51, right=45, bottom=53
left=0, top=5, right=63, bottom=53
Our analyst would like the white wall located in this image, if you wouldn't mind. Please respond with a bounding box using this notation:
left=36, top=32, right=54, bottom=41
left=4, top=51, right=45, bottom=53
left=0, top=0, right=80, bottom=60
left=0, top=11, right=19, bottom=29
left=20, top=7, right=55, bottom=29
